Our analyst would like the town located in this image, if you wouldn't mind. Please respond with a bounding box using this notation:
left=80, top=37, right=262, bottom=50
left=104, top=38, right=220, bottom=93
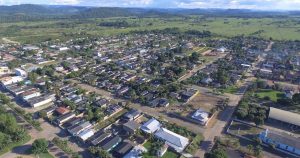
left=0, top=4, right=300, bottom=158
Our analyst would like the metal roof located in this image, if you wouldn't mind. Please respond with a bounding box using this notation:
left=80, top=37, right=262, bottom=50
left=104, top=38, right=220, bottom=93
left=269, top=107, right=300, bottom=127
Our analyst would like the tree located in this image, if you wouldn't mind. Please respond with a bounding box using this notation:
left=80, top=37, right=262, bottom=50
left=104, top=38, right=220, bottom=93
left=28, top=72, right=38, bottom=84
left=292, top=93, right=300, bottom=104
left=31, top=138, right=48, bottom=155
left=247, top=144, right=253, bottom=154
left=208, top=148, right=228, bottom=158
left=254, top=145, right=263, bottom=157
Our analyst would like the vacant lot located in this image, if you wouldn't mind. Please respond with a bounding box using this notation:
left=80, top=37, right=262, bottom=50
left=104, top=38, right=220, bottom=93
left=254, top=89, right=285, bottom=102
left=188, top=93, right=223, bottom=112
left=228, top=121, right=264, bottom=140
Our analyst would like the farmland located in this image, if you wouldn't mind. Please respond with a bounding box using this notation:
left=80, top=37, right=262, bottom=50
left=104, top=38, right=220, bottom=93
left=2, top=16, right=300, bottom=43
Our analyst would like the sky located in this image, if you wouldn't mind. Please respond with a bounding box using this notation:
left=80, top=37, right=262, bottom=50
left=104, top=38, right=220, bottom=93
left=1, top=0, right=300, bottom=10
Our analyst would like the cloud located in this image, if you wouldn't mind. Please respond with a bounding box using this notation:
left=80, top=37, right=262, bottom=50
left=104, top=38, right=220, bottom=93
left=53, top=0, right=80, bottom=5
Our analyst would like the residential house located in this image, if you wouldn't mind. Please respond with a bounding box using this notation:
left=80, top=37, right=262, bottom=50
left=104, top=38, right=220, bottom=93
left=190, top=109, right=210, bottom=126
left=78, top=129, right=94, bottom=141
left=140, top=118, right=161, bottom=134
left=100, top=136, right=122, bottom=152
left=55, top=112, right=76, bottom=125
left=90, top=132, right=111, bottom=146
left=154, top=128, right=189, bottom=153
left=68, top=121, right=93, bottom=136
left=123, top=109, right=142, bottom=121
left=123, top=145, right=147, bottom=158
left=113, top=141, right=134, bottom=157
left=123, top=121, right=140, bottom=135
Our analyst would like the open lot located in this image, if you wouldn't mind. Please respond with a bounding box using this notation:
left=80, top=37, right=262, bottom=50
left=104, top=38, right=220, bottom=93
left=3, top=17, right=300, bottom=43
left=228, top=120, right=264, bottom=140
left=254, top=89, right=285, bottom=102
left=187, top=93, right=223, bottom=112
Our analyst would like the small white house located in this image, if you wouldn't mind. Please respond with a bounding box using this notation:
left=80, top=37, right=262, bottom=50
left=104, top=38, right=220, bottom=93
left=191, top=109, right=209, bottom=126
left=15, top=68, right=27, bottom=77
left=78, top=129, right=94, bottom=141
left=140, top=118, right=161, bottom=134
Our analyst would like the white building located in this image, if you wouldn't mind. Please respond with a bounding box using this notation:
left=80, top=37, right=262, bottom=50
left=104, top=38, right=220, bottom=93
left=191, top=109, right=210, bottom=126
left=140, top=118, right=161, bottom=134
left=15, top=68, right=27, bottom=77
left=123, top=145, right=147, bottom=158
left=155, top=128, right=189, bottom=153
left=0, top=76, right=24, bottom=86
left=78, top=129, right=94, bottom=141
left=58, top=47, right=69, bottom=51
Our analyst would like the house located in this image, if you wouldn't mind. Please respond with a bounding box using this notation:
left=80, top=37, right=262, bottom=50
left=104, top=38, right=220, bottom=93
left=159, top=98, right=169, bottom=107
left=123, top=109, right=142, bottom=121
left=259, top=129, right=300, bottom=156
left=55, top=107, right=70, bottom=115
left=100, top=136, right=122, bottom=151
left=140, top=118, right=161, bottom=134
left=123, top=121, right=140, bottom=134
left=68, top=121, right=93, bottom=136
left=94, top=98, right=109, bottom=108
left=113, top=141, right=134, bottom=157
left=191, top=109, right=210, bottom=126
left=63, top=117, right=83, bottom=128
left=157, top=144, right=168, bottom=157
left=123, top=145, right=147, bottom=158
left=181, top=89, right=199, bottom=102
left=78, top=129, right=94, bottom=141
left=55, top=112, right=76, bottom=125
left=19, top=89, right=41, bottom=100
left=90, top=132, right=111, bottom=146
left=0, top=64, right=10, bottom=75
left=42, top=106, right=57, bottom=116
left=0, top=76, right=24, bottom=86
left=27, top=94, right=55, bottom=108
left=15, top=68, right=27, bottom=77
left=155, top=128, right=189, bottom=153
left=268, top=107, right=300, bottom=128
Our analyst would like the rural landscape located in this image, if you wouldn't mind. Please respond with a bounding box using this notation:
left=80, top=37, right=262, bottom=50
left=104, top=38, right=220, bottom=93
left=0, top=2, right=299, bottom=158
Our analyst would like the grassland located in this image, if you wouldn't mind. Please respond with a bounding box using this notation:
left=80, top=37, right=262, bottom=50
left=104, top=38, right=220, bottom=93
left=254, top=89, right=285, bottom=102
left=1, top=16, right=300, bottom=43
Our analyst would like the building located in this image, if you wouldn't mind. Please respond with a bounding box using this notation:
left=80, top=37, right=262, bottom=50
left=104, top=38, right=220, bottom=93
left=123, top=109, right=142, bottom=121
left=55, top=112, right=76, bottom=125
left=42, top=106, right=56, bottom=116
left=55, top=107, right=70, bottom=115
left=191, top=109, right=210, bottom=126
left=0, top=64, right=10, bottom=75
left=123, top=121, right=140, bottom=134
left=268, top=107, right=300, bottom=128
left=90, top=132, right=111, bottom=146
left=140, top=118, right=161, bottom=134
left=123, top=145, right=147, bottom=158
left=0, top=76, right=24, bottom=86
left=78, top=129, right=94, bottom=141
left=68, top=121, right=93, bottom=136
left=19, top=89, right=41, bottom=100
left=15, top=68, right=27, bottom=77
left=155, top=128, right=189, bottom=153
left=27, top=94, right=54, bottom=108
left=259, top=129, right=300, bottom=156
left=113, top=141, right=134, bottom=157
left=100, top=136, right=122, bottom=152
left=181, top=89, right=199, bottom=102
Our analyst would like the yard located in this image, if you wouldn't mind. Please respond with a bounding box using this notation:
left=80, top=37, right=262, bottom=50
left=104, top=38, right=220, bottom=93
left=228, top=120, right=264, bottom=140
left=187, top=93, right=223, bottom=112
left=254, top=89, right=285, bottom=102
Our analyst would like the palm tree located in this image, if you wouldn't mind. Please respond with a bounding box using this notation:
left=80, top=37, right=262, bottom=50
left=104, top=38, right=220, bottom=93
left=247, top=144, right=254, bottom=154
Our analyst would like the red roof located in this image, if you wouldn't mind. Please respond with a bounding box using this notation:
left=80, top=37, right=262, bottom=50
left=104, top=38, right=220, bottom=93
left=55, top=107, right=70, bottom=115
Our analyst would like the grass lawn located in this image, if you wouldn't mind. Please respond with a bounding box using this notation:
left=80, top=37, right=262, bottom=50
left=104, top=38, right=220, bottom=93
left=229, top=121, right=264, bottom=140
left=255, top=89, right=284, bottom=102
left=220, top=85, right=239, bottom=94
left=162, top=150, right=179, bottom=158
left=143, top=141, right=152, bottom=150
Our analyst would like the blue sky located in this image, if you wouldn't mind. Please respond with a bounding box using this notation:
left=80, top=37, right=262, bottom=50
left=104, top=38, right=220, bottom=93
left=1, top=0, right=300, bottom=10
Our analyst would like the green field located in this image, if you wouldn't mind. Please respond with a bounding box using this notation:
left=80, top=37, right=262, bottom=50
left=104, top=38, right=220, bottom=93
left=255, top=89, right=285, bottom=102
left=2, top=16, right=300, bottom=43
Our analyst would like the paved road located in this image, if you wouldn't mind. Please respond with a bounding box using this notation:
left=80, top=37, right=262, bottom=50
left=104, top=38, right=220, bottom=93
left=72, top=81, right=207, bottom=134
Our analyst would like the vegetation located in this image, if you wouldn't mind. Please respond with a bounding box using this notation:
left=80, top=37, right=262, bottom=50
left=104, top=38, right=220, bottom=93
left=185, top=134, right=204, bottom=154
left=31, top=138, right=48, bottom=155
left=254, top=89, right=284, bottom=102
left=89, top=146, right=112, bottom=158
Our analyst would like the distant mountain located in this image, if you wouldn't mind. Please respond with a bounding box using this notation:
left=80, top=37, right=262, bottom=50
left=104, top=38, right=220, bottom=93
left=0, top=4, right=87, bottom=15
left=0, top=4, right=297, bottom=22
